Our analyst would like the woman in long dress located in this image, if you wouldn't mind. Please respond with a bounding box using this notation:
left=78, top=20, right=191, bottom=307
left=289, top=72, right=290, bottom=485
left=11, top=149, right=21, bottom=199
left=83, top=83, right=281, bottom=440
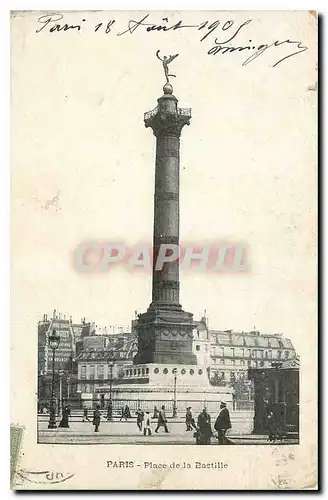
left=59, top=405, right=70, bottom=428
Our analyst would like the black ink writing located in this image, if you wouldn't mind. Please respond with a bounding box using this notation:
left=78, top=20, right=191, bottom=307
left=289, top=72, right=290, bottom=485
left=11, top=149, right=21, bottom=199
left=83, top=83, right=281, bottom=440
left=207, top=19, right=308, bottom=67
left=36, top=13, right=86, bottom=34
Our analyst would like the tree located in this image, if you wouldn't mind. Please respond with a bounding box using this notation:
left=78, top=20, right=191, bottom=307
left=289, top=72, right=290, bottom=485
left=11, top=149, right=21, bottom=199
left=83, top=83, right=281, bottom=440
left=210, top=371, right=226, bottom=387
left=231, top=376, right=250, bottom=399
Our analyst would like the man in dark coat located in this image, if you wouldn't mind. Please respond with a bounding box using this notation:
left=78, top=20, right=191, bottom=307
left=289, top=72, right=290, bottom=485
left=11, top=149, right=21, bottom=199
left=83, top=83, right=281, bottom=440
left=106, top=401, right=113, bottom=421
left=120, top=407, right=127, bottom=421
left=196, top=408, right=212, bottom=444
left=155, top=405, right=169, bottom=433
left=124, top=405, right=132, bottom=419
left=214, top=402, right=232, bottom=444
left=136, top=408, right=144, bottom=431
left=93, top=405, right=101, bottom=432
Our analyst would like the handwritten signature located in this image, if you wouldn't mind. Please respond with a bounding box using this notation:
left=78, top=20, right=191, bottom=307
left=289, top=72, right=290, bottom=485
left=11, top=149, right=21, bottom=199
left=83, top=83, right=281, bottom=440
left=35, top=13, right=308, bottom=68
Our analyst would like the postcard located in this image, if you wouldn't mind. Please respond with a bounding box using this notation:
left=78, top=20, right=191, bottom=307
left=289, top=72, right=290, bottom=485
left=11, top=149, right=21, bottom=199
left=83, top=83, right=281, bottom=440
left=10, top=10, right=317, bottom=490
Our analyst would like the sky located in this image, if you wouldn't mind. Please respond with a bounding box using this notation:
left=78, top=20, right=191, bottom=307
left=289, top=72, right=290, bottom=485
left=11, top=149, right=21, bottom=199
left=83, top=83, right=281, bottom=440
left=11, top=11, right=316, bottom=355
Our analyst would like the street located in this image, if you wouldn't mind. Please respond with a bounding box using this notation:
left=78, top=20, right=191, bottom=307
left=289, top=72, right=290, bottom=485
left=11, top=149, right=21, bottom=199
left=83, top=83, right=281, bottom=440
left=37, top=414, right=298, bottom=445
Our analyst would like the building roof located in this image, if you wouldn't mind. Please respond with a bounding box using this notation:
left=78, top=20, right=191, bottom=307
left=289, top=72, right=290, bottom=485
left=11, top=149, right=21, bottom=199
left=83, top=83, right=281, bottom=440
left=209, top=329, right=295, bottom=350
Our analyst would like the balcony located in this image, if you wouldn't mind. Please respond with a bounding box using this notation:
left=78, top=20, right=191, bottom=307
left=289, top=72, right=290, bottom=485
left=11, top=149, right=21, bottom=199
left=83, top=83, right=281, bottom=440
left=144, top=107, right=192, bottom=122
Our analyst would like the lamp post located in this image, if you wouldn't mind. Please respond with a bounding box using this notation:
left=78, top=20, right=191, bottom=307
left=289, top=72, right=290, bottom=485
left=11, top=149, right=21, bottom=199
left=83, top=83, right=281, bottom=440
left=48, top=329, right=60, bottom=429
left=109, top=362, right=114, bottom=404
left=172, top=368, right=178, bottom=418
left=67, top=374, right=71, bottom=401
left=58, top=370, right=66, bottom=416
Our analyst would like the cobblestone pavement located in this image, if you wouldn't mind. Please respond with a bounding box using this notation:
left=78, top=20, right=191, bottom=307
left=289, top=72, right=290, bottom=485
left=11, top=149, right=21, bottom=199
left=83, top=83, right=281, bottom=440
left=37, top=419, right=298, bottom=445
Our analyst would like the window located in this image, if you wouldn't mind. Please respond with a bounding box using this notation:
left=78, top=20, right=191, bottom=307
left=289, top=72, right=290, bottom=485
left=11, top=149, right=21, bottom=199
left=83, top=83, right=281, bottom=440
left=98, top=365, right=104, bottom=379
left=268, top=350, right=272, bottom=358
left=260, top=350, right=264, bottom=358
left=260, top=361, right=264, bottom=367
left=277, top=351, right=282, bottom=359
left=220, top=347, right=224, bottom=357
left=196, top=345, right=200, bottom=351
left=89, top=365, right=95, bottom=379
left=230, top=372, right=236, bottom=382
left=240, top=360, right=245, bottom=365
left=285, top=351, right=289, bottom=359
left=247, top=360, right=251, bottom=367
left=231, top=359, right=236, bottom=365
left=231, top=348, right=235, bottom=357
left=146, top=368, right=149, bottom=374
left=220, top=359, right=225, bottom=365
left=189, top=369, right=194, bottom=375
left=81, top=365, right=86, bottom=379
left=247, top=349, right=251, bottom=357
left=241, top=348, right=244, bottom=357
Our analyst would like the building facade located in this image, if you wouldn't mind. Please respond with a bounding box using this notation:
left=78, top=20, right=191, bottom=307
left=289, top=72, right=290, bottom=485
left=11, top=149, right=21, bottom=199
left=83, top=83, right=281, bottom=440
left=75, top=332, right=137, bottom=394
left=192, top=320, right=296, bottom=385
left=38, top=311, right=297, bottom=401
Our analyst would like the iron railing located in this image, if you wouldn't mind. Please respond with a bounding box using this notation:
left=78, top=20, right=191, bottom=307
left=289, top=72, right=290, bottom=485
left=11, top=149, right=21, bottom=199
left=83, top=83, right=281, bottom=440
left=144, top=107, right=192, bottom=121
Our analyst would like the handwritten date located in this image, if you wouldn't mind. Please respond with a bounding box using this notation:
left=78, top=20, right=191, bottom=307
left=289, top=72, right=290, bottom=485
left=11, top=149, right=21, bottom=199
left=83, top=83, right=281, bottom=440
left=35, top=13, right=308, bottom=68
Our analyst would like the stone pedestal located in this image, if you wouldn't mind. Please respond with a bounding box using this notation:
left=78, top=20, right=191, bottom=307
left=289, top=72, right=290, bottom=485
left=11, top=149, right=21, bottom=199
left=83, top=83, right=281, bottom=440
left=134, top=308, right=196, bottom=365
left=95, top=362, right=233, bottom=414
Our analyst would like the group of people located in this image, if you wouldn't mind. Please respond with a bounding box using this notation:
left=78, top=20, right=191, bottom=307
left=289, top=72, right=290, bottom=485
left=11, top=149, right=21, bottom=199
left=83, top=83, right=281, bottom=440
left=194, top=402, right=232, bottom=445
left=55, top=401, right=232, bottom=443
left=84, top=404, right=168, bottom=435
left=135, top=405, right=169, bottom=435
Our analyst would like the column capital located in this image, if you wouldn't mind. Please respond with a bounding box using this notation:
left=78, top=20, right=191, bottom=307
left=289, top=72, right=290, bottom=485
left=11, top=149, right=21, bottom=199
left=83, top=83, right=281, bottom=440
left=145, top=111, right=191, bottom=138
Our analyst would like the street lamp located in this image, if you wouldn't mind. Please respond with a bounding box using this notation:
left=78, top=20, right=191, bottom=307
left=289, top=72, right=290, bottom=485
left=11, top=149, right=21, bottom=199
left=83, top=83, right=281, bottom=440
left=48, top=329, right=60, bottom=429
left=58, top=370, right=64, bottom=416
left=109, top=362, right=114, bottom=404
left=172, top=368, right=178, bottom=418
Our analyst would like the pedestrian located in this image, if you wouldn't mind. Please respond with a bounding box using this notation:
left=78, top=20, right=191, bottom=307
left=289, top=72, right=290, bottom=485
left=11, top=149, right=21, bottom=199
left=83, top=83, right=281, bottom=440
left=83, top=406, right=91, bottom=422
left=267, top=411, right=276, bottom=442
left=143, top=412, right=152, bottom=436
left=267, top=410, right=283, bottom=443
left=153, top=406, right=159, bottom=419
left=214, top=402, right=232, bottom=444
left=155, top=405, right=169, bottom=433
left=58, top=405, right=70, bottom=428
left=107, top=401, right=113, bottom=421
left=93, top=404, right=101, bottom=432
left=196, top=408, right=212, bottom=444
left=136, top=408, right=144, bottom=431
left=124, top=405, right=132, bottom=419
left=186, top=407, right=197, bottom=431
left=120, top=407, right=127, bottom=421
